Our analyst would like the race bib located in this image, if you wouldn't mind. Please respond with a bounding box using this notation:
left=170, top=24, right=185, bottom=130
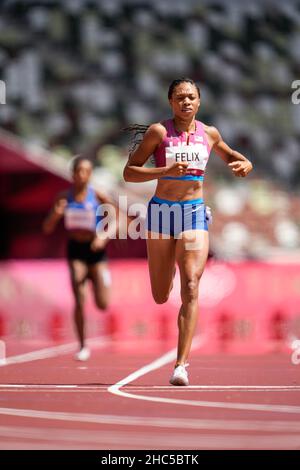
left=65, top=208, right=96, bottom=231
left=165, top=144, right=209, bottom=172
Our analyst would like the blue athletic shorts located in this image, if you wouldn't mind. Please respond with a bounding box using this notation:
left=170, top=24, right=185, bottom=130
left=146, top=195, right=208, bottom=238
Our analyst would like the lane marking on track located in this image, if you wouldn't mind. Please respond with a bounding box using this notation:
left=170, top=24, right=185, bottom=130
left=1, top=407, right=300, bottom=434
left=1, top=384, right=300, bottom=392
left=107, top=338, right=300, bottom=415
left=1, top=425, right=300, bottom=449
left=108, top=336, right=203, bottom=391
left=0, top=336, right=108, bottom=367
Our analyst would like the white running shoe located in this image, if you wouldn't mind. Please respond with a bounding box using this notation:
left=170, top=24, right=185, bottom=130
left=169, top=363, right=189, bottom=386
left=74, top=347, right=90, bottom=362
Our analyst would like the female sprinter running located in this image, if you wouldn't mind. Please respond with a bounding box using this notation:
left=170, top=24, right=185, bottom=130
left=123, top=78, right=253, bottom=385
left=43, top=156, right=115, bottom=361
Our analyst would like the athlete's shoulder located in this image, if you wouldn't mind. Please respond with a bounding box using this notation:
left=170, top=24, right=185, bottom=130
left=202, top=124, right=222, bottom=144
left=145, top=122, right=167, bottom=145
left=147, top=122, right=167, bottom=136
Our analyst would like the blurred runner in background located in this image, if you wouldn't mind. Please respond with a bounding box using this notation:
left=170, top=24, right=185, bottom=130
left=43, top=156, right=116, bottom=361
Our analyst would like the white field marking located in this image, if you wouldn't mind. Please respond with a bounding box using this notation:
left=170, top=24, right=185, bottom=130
left=2, top=407, right=300, bottom=434
left=108, top=335, right=203, bottom=391
left=2, top=435, right=300, bottom=451
left=107, top=337, right=300, bottom=415
left=0, top=336, right=108, bottom=367
left=126, top=385, right=300, bottom=392
left=1, top=384, right=300, bottom=393
left=2, top=438, right=300, bottom=452
left=107, top=390, right=300, bottom=414
left=1, top=426, right=300, bottom=450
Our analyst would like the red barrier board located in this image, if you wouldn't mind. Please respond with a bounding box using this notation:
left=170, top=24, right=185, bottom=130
left=0, top=260, right=299, bottom=353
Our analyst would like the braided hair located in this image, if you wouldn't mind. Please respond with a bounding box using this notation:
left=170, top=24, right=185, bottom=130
left=122, top=124, right=150, bottom=157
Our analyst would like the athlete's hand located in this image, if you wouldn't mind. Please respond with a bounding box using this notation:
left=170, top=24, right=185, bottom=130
left=54, top=198, right=67, bottom=216
left=228, top=160, right=253, bottom=177
left=90, top=236, right=107, bottom=251
left=164, top=161, right=189, bottom=177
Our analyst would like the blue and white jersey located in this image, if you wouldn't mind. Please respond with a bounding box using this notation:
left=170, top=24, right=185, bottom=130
left=64, top=186, right=99, bottom=232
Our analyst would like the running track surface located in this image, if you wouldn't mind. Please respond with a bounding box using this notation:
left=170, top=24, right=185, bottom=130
left=0, top=336, right=299, bottom=450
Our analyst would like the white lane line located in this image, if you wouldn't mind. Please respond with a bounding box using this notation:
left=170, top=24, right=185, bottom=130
left=1, top=407, right=300, bottom=434
left=0, top=385, right=79, bottom=389
left=107, top=338, right=300, bottom=415
left=1, top=425, right=300, bottom=449
left=0, top=336, right=108, bottom=367
left=0, top=389, right=299, bottom=395
left=108, top=391, right=300, bottom=414
left=1, top=384, right=300, bottom=392
left=108, top=336, right=203, bottom=390
left=2, top=434, right=300, bottom=451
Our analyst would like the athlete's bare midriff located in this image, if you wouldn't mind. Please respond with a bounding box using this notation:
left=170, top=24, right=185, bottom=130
left=155, top=179, right=203, bottom=202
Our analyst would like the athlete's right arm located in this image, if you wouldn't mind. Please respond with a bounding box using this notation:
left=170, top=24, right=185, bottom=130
left=123, top=123, right=188, bottom=183
left=42, top=193, right=68, bottom=234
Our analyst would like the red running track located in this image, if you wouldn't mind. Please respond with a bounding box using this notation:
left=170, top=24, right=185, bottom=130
left=0, top=335, right=299, bottom=450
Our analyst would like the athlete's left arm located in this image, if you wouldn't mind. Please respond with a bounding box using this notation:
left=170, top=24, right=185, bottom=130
left=207, top=127, right=253, bottom=177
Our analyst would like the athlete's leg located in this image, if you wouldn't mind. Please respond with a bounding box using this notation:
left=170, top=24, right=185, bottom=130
left=69, top=259, right=88, bottom=348
left=146, top=232, right=176, bottom=304
left=175, top=229, right=209, bottom=365
left=88, top=261, right=111, bottom=310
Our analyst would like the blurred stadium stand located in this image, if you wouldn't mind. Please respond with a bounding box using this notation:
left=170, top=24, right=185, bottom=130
left=0, top=0, right=300, bottom=260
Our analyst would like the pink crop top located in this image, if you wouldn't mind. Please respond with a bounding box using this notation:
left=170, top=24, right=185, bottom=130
left=153, top=119, right=211, bottom=181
